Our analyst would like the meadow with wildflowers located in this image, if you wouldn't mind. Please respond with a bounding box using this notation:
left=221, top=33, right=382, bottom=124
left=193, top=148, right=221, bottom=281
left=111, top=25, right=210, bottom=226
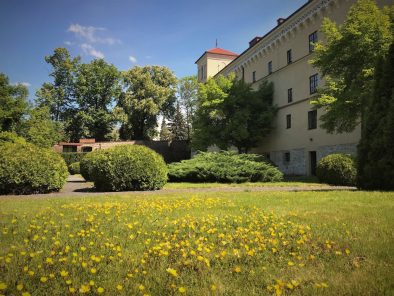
left=0, top=191, right=393, bottom=295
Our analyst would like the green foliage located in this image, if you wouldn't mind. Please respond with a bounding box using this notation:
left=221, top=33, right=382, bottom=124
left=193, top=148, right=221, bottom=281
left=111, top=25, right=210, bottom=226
left=168, top=151, right=283, bottom=183
left=79, top=151, right=100, bottom=181
left=0, top=73, right=29, bottom=132
left=159, top=117, right=172, bottom=141
left=168, top=103, right=188, bottom=140
left=85, top=145, right=168, bottom=191
left=0, top=142, right=68, bottom=194
left=311, top=0, right=393, bottom=133
left=193, top=75, right=276, bottom=153
left=68, top=162, right=80, bottom=175
left=61, top=152, right=88, bottom=166
left=20, top=106, right=63, bottom=148
left=177, top=76, right=198, bottom=140
left=357, top=43, right=394, bottom=190
left=0, top=131, right=27, bottom=145
left=117, top=66, right=177, bottom=140
left=316, top=153, right=356, bottom=186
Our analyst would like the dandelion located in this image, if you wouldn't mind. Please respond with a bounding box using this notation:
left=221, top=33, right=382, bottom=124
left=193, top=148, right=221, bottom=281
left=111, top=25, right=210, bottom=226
left=0, top=283, right=6, bottom=290
left=79, top=284, right=90, bottom=293
left=166, top=268, right=178, bottom=277
left=40, top=276, right=48, bottom=283
left=60, top=270, right=68, bottom=277
left=234, top=266, right=241, bottom=273
left=211, top=284, right=217, bottom=291
left=69, top=287, right=76, bottom=293
left=22, top=292, right=31, bottom=296
left=90, top=268, right=97, bottom=274
left=179, top=287, right=186, bottom=293
left=97, top=287, right=104, bottom=294
left=116, top=285, right=123, bottom=291
left=139, top=284, right=145, bottom=291
left=17, top=284, right=23, bottom=291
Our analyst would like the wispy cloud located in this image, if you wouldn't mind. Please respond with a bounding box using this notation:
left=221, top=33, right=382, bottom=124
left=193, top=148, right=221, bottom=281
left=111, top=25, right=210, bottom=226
left=14, top=82, right=31, bottom=87
left=129, top=56, right=137, bottom=63
left=68, top=24, right=120, bottom=45
left=81, top=43, right=104, bottom=59
left=64, top=41, right=74, bottom=46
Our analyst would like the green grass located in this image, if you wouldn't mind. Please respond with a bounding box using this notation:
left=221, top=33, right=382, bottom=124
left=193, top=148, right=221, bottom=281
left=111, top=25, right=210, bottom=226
left=163, top=181, right=329, bottom=189
left=0, top=191, right=393, bottom=295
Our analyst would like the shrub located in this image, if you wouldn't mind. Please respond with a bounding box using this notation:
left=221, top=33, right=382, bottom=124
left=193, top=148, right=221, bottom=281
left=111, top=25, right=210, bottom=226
left=61, top=152, right=88, bottom=166
left=80, top=151, right=101, bottom=181
left=316, top=153, right=356, bottom=186
left=87, top=145, right=168, bottom=191
left=69, top=162, right=80, bottom=175
left=168, top=151, right=283, bottom=183
left=0, top=131, right=27, bottom=145
left=0, top=142, right=68, bottom=194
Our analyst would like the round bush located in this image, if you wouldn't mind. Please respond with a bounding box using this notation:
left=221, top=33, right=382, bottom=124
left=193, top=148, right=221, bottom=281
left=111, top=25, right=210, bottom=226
left=69, top=162, right=80, bottom=175
left=316, top=153, right=356, bottom=186
left=168, top=151, right=283, bottom=183
left=0, top=131, right=26, bottom=145
left=0, top=142, right=68, bottom=194
left=88, top=145, right=168, bottom=191
left=80, top=151, right=101, bottom=181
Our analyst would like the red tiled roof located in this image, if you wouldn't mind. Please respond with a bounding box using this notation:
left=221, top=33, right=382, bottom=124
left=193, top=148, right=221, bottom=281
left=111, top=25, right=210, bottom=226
left=206, top=48, right=239, bottom=56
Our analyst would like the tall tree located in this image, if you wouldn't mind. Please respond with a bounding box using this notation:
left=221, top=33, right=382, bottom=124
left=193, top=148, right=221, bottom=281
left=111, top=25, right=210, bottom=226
left=159, top=117, right=172, bottom=141
left=72, top=59, right=121, bottom=141
left=117, top=66, right=177, bottom=140
left=310, top=0, right=392, bottom=133
left=21, top=106, right=63, bottom=148
left=357, top=43, right=394, bottom=190
left=168, top=103, right=188, bottom=140
left=0, top=73, right=28, bottom=132
left=177, top=76, right=198, bottom=140
left=193, top=74, right=276, bottom=153
left=35, top=48, right=80, bottom=122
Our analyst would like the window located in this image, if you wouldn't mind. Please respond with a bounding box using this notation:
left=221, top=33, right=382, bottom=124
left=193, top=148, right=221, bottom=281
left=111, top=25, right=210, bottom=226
left=63, top=145, right=77, bottom=153
left=308, top=110, right=317, bottom=130
left=287, top=49, right=292, bottom=64
left=286, top=114, right=291, bottom=129
left=242, top=66, right=245, bottom=81
left=252, top=71, right=256, bottom=83
left=284, top=152, right=290, bottom=163
left=287, top=88, right=293, bottom=103
left=268, top=61, right=272, bottom=75
left=309, top=31, right=318, bottom=53
left=82, top=146, right=93, bottom=152
left=309, top=73, right=319, bottom=94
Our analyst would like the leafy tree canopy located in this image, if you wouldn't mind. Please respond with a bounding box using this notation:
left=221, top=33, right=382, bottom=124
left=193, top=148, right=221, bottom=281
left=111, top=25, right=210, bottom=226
left=311, top=0, right=393, bottom=133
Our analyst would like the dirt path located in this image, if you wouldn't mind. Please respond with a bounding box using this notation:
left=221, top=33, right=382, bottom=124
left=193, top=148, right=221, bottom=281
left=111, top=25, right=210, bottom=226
left=0, top=175, right=356, bottom=199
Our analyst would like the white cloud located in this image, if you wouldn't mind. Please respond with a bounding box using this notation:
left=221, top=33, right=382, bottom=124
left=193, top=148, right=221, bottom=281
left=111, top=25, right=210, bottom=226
left=68, top=24, right=120, bottom=45
left=81, top=43, right=104, bottom=59
left=129, top=56, right=137, bottom=63
left=64, top=41, right=73, bottom=46
left=14, top=82, right=31, bottom=87
left=145, top=55, right=152, bottom=59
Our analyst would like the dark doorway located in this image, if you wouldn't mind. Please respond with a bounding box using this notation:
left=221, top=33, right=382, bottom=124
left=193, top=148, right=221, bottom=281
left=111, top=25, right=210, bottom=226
left=82, top=146, right=93, bottom=152
left=309, top=151, right=317, bottom=176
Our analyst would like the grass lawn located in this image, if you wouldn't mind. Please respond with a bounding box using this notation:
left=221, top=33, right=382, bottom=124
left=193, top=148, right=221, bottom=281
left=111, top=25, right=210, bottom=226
left=163, top=181, right=329, bottom=189
left=0, top=191, right=393, bottom=295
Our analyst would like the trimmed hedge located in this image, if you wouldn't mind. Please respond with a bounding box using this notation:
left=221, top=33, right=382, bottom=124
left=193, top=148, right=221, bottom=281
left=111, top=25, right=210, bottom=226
left=61, top=152, right=89, bottom=166
left=0, top=142, right=68, bottom=194
left=69, top=162, right=80, bottom=175
left=83, top=145, right=168, bottom=191
left=316, top=153, right=356, bottom=186
left=168, top=151, right=283, bottom=183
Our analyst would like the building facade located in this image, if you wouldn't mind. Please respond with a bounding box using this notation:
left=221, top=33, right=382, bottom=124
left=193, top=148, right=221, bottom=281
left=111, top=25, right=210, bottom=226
left=196, top=0, right=390, bottom=176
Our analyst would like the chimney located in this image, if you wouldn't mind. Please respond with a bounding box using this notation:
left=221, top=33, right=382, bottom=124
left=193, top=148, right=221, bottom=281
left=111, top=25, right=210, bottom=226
left=249, top=36, right=262, bottom=48
left=277, top=18, right=286, bottom=26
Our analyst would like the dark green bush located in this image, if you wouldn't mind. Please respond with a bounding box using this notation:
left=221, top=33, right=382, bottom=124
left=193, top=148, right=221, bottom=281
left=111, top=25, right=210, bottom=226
left=61, top=152, right=88, bottom=166
left=316, top=153, right=356, bottom=186
left=69, top=162, right=80, bottom=175
left=168, top=151, right=283, bottom=183
left=0, top=142, right=68, bottom=194
left=87, top=145, right=168, bottom=191
left=0, top=132, right=27, bottom=145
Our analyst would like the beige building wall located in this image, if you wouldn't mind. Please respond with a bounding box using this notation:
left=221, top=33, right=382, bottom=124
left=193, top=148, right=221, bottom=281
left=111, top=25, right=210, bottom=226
left=196, top=52, right=238, bottom=83
left=199, top=0, right=390, bottom=175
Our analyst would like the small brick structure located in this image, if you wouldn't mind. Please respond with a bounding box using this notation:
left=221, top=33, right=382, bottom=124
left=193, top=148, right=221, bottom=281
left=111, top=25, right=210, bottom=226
left=54, top=139, right=191, bottom=163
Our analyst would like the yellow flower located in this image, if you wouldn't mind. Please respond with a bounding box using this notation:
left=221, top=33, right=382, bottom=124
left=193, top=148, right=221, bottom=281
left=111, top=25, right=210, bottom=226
left=90, top=268, right=97, bottom=274
left=79, top=284, right=90, bottom=293
left=40, top=277, right=48, bottom=283
left=178, top=287, right=186, bottom=293
left=97, top=287, right=104, bottom=294
left=89, top=280, right=95, bottom=286
left=22, top=293, right=31, bottom=296
left=166, top=268, right=178, bottom=277
left=60, top=270, right=68, bottom=277
left=17, top=284, right=24, bottom=291
left=138, top=284, right=145, bottom=291
left=211, top=284, right=217, bottom=291
left=0, top=283, right=6, bottom=290
left=116, top=285, right=123, bottom=290
left=69, top=287, right=75, bottom=293
left=234, top=266, right=241, bottom=273
left=287, top=261, right=295, bottom=266
left=66, top=280, right=72, bottom=285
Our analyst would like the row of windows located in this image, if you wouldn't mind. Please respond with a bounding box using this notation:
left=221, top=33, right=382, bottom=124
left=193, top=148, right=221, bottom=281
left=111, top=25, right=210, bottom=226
left=284, top=73, right=318, bottom=105
left=285, top=110, right=317, bottom=130
left=249, top=31, right=318, bottom=82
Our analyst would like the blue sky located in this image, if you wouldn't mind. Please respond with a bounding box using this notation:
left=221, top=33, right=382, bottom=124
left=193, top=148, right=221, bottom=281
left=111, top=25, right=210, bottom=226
left=0, top=0, right=305, bottom=101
